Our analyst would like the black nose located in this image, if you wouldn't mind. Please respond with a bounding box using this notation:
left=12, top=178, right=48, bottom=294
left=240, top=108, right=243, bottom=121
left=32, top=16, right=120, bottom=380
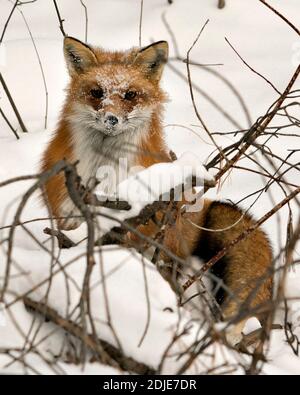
left=106, top=115, right=118, bottom=126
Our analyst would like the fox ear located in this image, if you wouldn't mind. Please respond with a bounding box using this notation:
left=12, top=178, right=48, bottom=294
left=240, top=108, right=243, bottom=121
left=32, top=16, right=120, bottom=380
left=134, top=41, right=168, bottom=81
left=64, top=37, right=98, bottom=76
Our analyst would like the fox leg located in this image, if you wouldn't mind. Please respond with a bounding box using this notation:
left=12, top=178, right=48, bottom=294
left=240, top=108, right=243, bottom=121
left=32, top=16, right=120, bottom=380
left=57, top=196, right=83, bottom=230
left=43, top=173, right=83, bottom=231
left=225, top=320, right=247, bottom=346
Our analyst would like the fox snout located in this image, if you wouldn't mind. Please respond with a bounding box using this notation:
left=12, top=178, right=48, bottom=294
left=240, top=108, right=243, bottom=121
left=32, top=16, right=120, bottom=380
left=104, top=113, right=119, bottom=127
left=93, top=109, right=124, bottom=135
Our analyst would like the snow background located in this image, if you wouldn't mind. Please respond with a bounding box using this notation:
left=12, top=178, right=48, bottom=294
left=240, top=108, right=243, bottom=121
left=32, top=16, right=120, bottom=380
left=0, top=0, right=299, bottom=374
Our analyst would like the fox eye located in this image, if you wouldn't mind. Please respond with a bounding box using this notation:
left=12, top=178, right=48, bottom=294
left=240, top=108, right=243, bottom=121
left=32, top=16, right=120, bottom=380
left=124, top=91, right=137, bottom=100
left=90, top=88, right=104, bottom=99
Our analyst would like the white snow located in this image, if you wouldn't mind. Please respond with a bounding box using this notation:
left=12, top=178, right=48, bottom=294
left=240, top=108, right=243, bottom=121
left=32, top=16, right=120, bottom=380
left=0, top=0, right=299, bottom=375
left=111, top=151, right=214, bottom=214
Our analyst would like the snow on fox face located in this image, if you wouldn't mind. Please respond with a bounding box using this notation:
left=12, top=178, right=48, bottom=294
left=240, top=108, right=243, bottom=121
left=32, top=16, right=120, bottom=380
left=64, top=37, right=168, bottom=137
left=68, top=67, right=162, bottom=136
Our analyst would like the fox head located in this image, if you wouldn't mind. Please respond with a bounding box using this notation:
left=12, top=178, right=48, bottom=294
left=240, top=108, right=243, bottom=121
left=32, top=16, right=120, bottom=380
left=63, top=37, right=168, bottom=137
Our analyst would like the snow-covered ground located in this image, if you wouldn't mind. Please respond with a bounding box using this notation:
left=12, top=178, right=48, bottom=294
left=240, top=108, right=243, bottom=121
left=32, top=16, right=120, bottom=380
left=0, top=0, right=299, bottom=374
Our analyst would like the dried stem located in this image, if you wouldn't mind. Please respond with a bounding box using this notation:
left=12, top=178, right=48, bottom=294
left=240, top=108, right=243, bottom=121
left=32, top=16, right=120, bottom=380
left=53, top=0, right=67, bottom=37
left=0, top=73, right=28, bottom=133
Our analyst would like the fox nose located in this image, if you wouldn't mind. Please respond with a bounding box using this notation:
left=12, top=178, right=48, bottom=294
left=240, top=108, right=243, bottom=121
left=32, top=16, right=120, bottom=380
left=105, top=114, right=119, bottom=126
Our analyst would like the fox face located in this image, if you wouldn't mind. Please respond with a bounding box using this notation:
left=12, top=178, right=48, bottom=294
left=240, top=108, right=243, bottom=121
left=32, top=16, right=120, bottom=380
left=41, top=37, right=171, bottom=231
left=64, top=37, right=169, bottom=137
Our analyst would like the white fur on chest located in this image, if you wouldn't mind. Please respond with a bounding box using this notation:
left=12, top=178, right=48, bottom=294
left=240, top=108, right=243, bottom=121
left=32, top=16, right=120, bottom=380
left=70, top=124, right=146, bottom=195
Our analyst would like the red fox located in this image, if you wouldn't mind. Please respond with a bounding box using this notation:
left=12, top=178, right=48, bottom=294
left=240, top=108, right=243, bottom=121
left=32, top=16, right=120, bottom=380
left=41, top=37, right=273, bottom=345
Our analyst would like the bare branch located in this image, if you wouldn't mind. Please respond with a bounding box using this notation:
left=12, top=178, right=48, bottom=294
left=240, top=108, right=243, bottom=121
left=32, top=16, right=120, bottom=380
left=53, top=0, right=67, bottom=37
left=0, top=73, right=28, bottom=133
left=23, top=297, right=156, bottom=374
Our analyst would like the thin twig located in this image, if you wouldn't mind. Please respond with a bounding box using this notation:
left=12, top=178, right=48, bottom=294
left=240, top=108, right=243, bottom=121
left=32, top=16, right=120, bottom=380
left=225, top=37, right=281, bottom=95
left=0, top=73, right=28, bottom=133
left=43, top=227, right=76, bottom=249
left=259, top=0, right=300, bottom=36
left=139, top=0, right=144, bottom=47
left=0, top=107, right=19, bottom=139
left=23, top=297, right=156, bottom=374
left=182, top=184, right=300, bottom=292
left=17, top=6, right=49, bottom=129
left=0, top=0, right=18, bottom=44
left=80, top=0, right=88, bottom=43
left=186, top=20, right=227, bottom=162
left=53, top=0, right=67, bottom=37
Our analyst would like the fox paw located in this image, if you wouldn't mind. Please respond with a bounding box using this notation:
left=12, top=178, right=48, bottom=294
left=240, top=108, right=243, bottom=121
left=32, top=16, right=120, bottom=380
left=226, top=330, right=243, bottom=347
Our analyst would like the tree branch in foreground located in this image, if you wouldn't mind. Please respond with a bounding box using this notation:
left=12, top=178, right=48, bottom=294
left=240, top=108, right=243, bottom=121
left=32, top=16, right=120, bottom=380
left=23, top=297, right=156, bottom=375
left=43, top=227, right=76, bottom=249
